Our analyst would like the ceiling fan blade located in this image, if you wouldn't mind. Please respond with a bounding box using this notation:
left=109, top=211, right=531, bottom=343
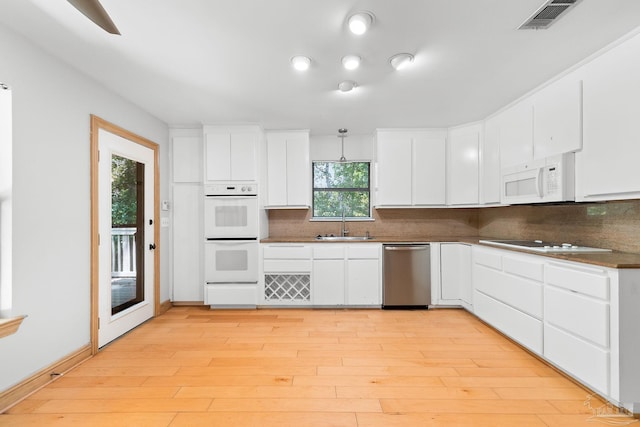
left=67, top=0, right=120, bottom=35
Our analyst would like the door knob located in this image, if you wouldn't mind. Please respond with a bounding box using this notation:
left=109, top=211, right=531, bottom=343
left=149, top=243, right=156, bottom=250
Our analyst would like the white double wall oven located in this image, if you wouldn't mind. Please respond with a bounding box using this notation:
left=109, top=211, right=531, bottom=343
left=203, top=184, right=259, bottom=306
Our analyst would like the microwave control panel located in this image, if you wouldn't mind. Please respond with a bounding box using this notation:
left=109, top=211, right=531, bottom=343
left=546, top=166, right=559, bottom=193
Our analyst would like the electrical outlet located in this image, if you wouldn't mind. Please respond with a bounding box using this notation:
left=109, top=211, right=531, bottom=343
left=161, top=217, right=170, bottom=228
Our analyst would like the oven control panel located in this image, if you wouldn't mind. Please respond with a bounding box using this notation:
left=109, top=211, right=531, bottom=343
left=205, top=183, right=258, bottom=196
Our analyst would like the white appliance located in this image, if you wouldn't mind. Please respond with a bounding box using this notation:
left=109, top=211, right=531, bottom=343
left=501, top=153, right=575, bottom=205
left=204, top=184, right=258, bottom=239
left=204, top=241, right=259, bottom=283
left=203, top=183, right=259, bottom=308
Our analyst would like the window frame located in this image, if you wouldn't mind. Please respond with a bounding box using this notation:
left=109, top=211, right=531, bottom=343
left=311, top=160, right=372, bottom=220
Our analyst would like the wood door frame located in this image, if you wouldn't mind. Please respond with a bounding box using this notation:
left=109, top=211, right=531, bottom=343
left=90, top=115, right=160, bottom=355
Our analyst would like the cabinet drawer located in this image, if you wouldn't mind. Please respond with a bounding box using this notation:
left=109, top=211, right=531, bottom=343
left=545, top=286, right=609, bottom=347
left=474, top=265, right=543, bottom=318
left=204, top=284, right=257, bottom=306
left=503, top=256, right=544, bottom=282
left=347, top=245, right=380, bottom=259
left=544, top=324, right=609, bottom=395
left=263, top=245, right=312, bottom=259
left=264, top=259, right=311, bottom=273
left=474, top=291, right=543, bottom=354
left=313, top=245, right=346, bottom=259
left=546, top=263, right=609, bottom=300
left=474, top=247, right=502, bottom=270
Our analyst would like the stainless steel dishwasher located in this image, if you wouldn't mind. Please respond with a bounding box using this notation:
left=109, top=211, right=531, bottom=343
left=383, top=244, right=431, bottom=308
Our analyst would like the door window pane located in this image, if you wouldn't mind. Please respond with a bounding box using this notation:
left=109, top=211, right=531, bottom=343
left=111, top=155, right=145, bottom=314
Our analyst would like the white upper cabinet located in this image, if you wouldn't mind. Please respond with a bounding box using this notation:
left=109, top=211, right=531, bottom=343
left=447, top=124, right=480, bottom=206
left=498, top=98, right=534, bottom=168
left=576, top=32, right=640, bottom=201
left=203, top=125, right=259, bottom=182
left=375, top=129, right=446, bottom=207
left=265, top=130, right=310, bottom=208
left=481, top=116, right=501, bottom=205
left=532, top=73, right=583, bottom=159
left=172, top=135, right=202, bottom=183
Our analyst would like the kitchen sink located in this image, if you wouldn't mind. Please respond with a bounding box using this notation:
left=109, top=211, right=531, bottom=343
left=315, top=235, right=373, bottom=241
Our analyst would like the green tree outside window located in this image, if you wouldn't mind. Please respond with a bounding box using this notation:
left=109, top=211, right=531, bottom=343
left=312, top=162, right=370, bottom=218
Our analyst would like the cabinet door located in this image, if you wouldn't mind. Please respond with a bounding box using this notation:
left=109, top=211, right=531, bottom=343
left=447, top=128, right=479, bottom=205
left=347, top=259, right=380, bottom=305
left=286, top=136, right=310, bottom=207
left=313, top=260, right=345, bottom=305
left=173, top=136, right=202, bottom=183
left=266, top=135, right=288, bottom=206
left=230, top=132, right=257, bottom=181
left=533, top=75, right=582, bottom=159
left=481, top=117, right=501, bottom=204
left=376, top=132, right=412, bottom=206
left=499, top=99, right=534, bottom=168
left=205, top=133, right=231, bottom=181
left=172, top=185, right=202, bottom=301
left=440, top=243, right=471, bottom=303
left=413, top=133, right=446, bottom=205
left=578, top=34, right=640, bottom=200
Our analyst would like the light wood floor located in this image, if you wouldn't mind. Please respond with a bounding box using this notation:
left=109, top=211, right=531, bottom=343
left=1, top=307, right=637, bottom=426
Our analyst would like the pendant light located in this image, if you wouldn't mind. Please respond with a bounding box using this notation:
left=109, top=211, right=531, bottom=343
left=338, top=128, right=348, bottom=162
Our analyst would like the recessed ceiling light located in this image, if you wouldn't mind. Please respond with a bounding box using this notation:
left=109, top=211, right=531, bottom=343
left=389, top=53, right=414, bottom=70
left=348, top=11, right=374, bottom=35
left=341, top=55, right=361, bottom=70
left=338, top=80, right=357, bottom=92
left=291, top=55, right=311, bottom=71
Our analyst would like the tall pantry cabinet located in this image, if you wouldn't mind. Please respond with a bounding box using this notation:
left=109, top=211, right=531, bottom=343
left=170, top=129, right=203, bottom=302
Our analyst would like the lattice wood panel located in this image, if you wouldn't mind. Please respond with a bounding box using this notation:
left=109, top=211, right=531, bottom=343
left=264, top=274, right=311, bottom=301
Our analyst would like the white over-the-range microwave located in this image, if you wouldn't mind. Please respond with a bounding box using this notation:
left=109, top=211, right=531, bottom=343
left=501, top=153, right=575, bottom=205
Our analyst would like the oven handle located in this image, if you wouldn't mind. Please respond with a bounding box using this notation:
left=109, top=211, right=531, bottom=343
left=205, top=195, right=258, bottom=199
left=206, top=237, right=257, bottom=241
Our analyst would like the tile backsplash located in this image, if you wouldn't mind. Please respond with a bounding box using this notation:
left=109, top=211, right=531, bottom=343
left=267, top=199, right=640, bottom=253
left=478, top=199, right=640, bottom=253
left=267, top=208, right=479, bottom=239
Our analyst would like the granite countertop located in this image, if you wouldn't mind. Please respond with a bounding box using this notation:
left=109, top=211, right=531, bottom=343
left=260, top=236, right=640, bottom=269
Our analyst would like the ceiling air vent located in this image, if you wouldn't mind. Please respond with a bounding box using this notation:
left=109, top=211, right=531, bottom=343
left=518, top=0, right=581, bottom=30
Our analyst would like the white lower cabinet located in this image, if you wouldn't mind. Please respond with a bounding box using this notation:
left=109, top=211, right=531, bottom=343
left=262, top=245, right=312, bottom=306
left=313, top=245, right=346, bottom=306
left=472, top=246, right=544, bottom=354
left=543, top=261, right=612, bottom=397
left=472, top=244, right=640, bottom=413
left=346, top=245, right=381, bottom=306
left=438, top=243, right=472, bottom=310
left=261, top=243, right=381, bottom=307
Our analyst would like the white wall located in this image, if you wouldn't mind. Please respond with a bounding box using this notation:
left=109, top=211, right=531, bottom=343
left=0, top=24, right=169, bottom=391
left=0, top=87, right=11, bottom=311
left=310, top=134, right=373, bottom=161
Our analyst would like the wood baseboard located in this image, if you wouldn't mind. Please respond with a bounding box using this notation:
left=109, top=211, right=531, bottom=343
left=159, top=299, right=173, bottom=315
left=171, top=301, right=205, bottom=307
left=0, top=345, right=92, bottom=413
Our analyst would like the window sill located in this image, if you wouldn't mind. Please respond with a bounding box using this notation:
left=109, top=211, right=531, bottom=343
left=0, top=315, right=27, bottom=339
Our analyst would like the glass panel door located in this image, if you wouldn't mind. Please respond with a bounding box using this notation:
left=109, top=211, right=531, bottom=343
left=111, top=155, right=145, bottom=315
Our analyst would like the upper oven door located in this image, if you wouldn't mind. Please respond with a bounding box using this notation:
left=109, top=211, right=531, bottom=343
left=204, top=196, right=259, bottom=239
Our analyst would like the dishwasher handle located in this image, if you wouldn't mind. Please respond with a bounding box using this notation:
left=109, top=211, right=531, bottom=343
left=384, top=245, right=429, bottom=251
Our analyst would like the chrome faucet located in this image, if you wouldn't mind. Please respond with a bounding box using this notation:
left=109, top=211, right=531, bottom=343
left=341, top=206, right=349, bottom=237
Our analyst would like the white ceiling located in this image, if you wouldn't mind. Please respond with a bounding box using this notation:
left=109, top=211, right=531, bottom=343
left=2, top=0, right=640, bottom=135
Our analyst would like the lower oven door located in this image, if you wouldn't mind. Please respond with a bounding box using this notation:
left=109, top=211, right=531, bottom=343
left=204, top=241, right=258, bottom=283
